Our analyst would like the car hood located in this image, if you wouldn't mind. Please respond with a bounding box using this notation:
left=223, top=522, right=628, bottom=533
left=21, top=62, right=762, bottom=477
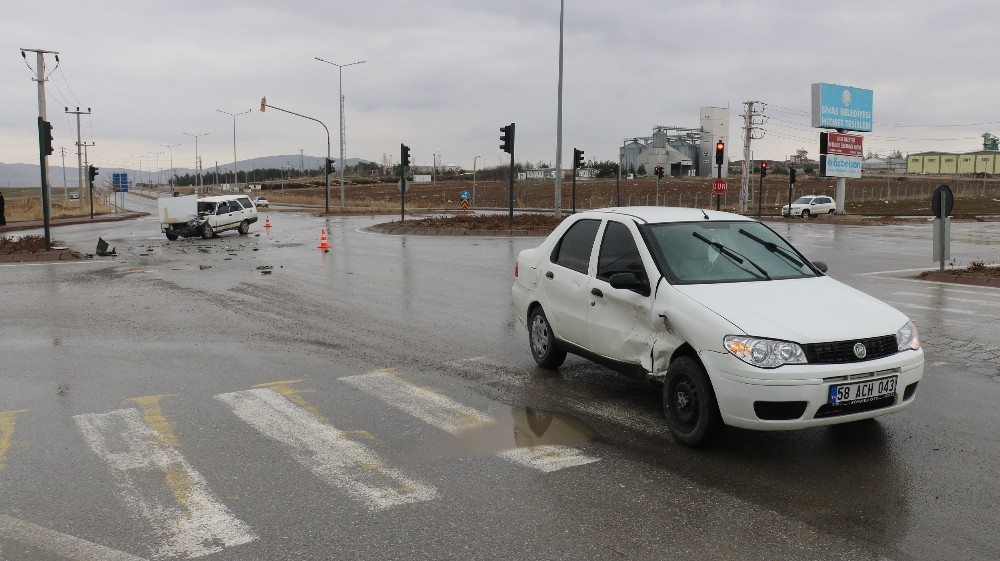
left=672, top=276, right=908, bottom=343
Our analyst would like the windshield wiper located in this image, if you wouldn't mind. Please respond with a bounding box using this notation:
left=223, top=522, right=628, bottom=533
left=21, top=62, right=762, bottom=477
left=737, top=228, right=804, bottom=269
left=691, top=231, right=770, bottom=279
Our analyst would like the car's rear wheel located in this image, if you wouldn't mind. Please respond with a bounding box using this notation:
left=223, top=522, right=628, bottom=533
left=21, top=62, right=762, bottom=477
left=238, top=220, right=250, bottom=235
left=528, top=307, right=566, bottom=369
left=827, top=209, right=835, bottom=214
left=663, top=356, right=722, bottom=447
left=165, top=232, right=178, bottom=241
left=801, top=209, right=810, bottom=218
left=200, top=223, right=214, bottom=239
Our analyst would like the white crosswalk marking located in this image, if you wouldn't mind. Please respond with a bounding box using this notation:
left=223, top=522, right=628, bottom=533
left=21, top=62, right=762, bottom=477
left=74, top=408, right=257, bottom=560
left=340, top=369, right=600, bottom=472
left=215, top=387, right=438, bottom=511
left=341, top=369, right=494, bottom=433
left=0, top=515, right=149, bottom=561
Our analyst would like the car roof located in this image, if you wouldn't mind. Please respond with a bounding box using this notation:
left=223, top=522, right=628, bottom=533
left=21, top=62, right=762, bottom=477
left=575, top=206, right=756, bottom=224
left=199, top=195, right=249, bottom=203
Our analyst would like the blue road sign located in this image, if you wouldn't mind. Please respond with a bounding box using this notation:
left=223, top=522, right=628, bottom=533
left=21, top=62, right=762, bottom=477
left=460, top=190, right=470, bottom=200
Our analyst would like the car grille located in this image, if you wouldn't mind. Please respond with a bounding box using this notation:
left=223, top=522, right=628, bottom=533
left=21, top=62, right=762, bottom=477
left=802, top=335, right=898, bottom=364
left=814, top=396, right=895, bottom=418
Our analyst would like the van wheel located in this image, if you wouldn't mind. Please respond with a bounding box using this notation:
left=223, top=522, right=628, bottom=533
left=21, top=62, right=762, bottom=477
left=528, top=307, right=566, bottom=369
left=165, top=232, right=179, bottom=241
left=200, top=223, right=214, bottom=239
left=663, top=356, right=722, bottom=447
left=238, top=220, right=250, bottom=235
left=801, top=209, right=810, bottom=218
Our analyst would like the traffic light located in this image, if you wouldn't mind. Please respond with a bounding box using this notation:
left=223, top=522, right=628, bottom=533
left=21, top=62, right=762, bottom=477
left=760, top=161, right=768, bottom=178
left=715, top=140, right=725, bottom=165
left=88, top=165, right=99, bottom=184
left=500, top=123, right=515, bottom=155
left=400, top=143, right=411, bottom=167
left=325, top=158, right=335, bottom=175
left=39, top=118, right=54, bottom=156
left=573, top=148, right=584, bottom=169
left=260, top=97, right=266, bottom=112
left=789, top=167, right=797, bottom=184
left=654, top=165, right=664, bottom=178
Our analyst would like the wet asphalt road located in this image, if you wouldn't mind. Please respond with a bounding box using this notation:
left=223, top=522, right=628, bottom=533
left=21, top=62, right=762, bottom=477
left=0, top=207, right=998, bottom=560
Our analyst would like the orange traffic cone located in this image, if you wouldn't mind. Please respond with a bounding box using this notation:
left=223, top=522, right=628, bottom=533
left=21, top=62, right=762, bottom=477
left=264, top=215, right=272, bottom=229
left=317, top=228, right=331, bottom=252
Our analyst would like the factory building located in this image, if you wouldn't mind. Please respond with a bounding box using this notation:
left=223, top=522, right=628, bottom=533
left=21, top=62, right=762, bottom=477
left=620, top=106, right=729, bottom=178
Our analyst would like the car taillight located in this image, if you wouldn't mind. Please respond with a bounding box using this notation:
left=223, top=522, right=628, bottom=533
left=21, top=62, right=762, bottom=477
left=514, top=261, right=519, bottom=277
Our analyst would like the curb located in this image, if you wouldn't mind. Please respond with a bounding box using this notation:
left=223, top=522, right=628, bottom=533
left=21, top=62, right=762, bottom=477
left=918, top=272, right=1000, bottom=287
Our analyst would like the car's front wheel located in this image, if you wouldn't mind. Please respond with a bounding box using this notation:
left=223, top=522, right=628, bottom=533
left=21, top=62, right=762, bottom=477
left=663, top=356, right=722, bottom=447
left=528, top=307, right=566, bottom=369
left=201, top=222, right=214, bottom=239
left=238, top=220, right=250, bottom=235
left=801, top=209, right=811, bottom=218
left=165, top=232, right=178, bottom=241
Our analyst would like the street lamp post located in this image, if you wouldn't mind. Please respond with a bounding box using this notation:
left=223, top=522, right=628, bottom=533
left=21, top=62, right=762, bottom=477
left=473, top=155, right=482, bottom=208
left=217, top=109, right=251, bottom=189
left=162, top=143, right=180, bottom=191
left=315, top=57, right=366, bottom=208
left=183, top=132, right=210, bottom=190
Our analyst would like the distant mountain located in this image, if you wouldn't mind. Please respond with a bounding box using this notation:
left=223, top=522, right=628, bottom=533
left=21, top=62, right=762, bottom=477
left=0, top=155, right=370, bottom=188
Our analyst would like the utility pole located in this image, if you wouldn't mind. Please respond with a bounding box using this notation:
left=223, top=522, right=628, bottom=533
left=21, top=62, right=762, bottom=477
left=60, top=147, right=68, bottom=199
left=739, top=100, right=766, bottom=213
left=22, top=48, right=58, bottom=249
left=65, top=107, right=92, bottom=208
left=554, top=0, right=565, bottom=219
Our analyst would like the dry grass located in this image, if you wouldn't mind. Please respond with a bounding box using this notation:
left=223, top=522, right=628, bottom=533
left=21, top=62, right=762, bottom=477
left=0, top=235, right=60, bottom=254
left=4, top=197, right=112, bottom=221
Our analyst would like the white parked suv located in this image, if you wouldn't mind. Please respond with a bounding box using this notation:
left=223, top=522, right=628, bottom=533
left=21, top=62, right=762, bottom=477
left=782, top=195, right=836, bottom=217
left=511, top=207, right=924, bottom=446
left=161, top=194, right=259, bottom=240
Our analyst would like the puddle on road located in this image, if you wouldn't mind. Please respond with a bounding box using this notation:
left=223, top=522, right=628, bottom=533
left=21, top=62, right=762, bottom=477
left=419, top=407, right=596, bottom=459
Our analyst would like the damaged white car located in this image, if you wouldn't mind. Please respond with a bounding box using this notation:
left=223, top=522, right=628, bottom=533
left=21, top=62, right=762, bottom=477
left=512, top=207, right=924, bottom=447
left=158, top=194, right=259, bottom=240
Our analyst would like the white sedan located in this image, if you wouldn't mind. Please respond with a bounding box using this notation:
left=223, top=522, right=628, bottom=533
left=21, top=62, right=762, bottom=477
left=511, top=207, right=923, bottom=446
left=253, top=196, right=269, bottom=208
left=781, top=195, right=836, bottom=217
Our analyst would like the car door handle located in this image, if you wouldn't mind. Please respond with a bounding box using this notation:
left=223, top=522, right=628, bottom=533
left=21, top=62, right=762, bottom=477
left=545, top=271, right=554, bottom=279
left=591, top=288, right=603, bottom=298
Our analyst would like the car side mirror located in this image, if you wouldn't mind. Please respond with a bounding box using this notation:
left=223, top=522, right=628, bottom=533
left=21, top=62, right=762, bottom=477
left=811, top=261, right=828, bottom=273
left=609, top=272, right=649, bottom=295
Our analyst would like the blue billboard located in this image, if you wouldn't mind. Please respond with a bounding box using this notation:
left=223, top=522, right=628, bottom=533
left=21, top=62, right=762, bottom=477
left=811, top=83, right=873, bottom=132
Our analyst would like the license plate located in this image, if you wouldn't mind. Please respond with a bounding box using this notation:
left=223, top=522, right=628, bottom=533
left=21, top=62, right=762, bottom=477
left=828, top=376, right=898, bottom=405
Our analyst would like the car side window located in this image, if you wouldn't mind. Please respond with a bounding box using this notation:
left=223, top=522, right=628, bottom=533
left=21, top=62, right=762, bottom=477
left=597, top=222, right=645, bottom=282
left=551, top=219, right=600, bottom=274
left=236, top=197, right=253, bottom=209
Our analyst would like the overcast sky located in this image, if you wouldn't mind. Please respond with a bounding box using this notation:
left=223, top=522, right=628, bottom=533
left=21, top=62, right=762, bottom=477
left=3, top=0, right=1000, bottom=174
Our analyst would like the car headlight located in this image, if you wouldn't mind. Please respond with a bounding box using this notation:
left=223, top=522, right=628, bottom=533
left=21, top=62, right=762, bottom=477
left=896, top=321, right=920, bottom=351
left=724, top=335, right=807, bottom=368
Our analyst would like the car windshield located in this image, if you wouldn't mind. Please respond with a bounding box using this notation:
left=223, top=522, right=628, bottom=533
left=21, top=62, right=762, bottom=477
left=642, top=220, right=821, bottom=284
left=793, top=196, right=813, bottom=204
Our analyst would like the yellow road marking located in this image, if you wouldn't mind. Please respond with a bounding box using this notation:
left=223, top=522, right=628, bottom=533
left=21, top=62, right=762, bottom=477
left=0, top=410, right=28, bottom=474
left=253, top=380, right=373, bottom=439
left=123, top=395, right=192, bottom=510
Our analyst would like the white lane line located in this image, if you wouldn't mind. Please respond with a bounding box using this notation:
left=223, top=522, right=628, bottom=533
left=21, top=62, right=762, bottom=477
left=881, top=301, right=979, bottom=315
left=340, top=369, right=493, bottom=434
left=892, top=291, right=1000, bottom=307
left=0, top=515, right=149, bottom=561
left=74, top=409, right=257, bottom=560
left=340, top=369, right=600, bottom=472
left=496, top=446, right=599, bottom=473
left=215, top=388, right=438, bottom=511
